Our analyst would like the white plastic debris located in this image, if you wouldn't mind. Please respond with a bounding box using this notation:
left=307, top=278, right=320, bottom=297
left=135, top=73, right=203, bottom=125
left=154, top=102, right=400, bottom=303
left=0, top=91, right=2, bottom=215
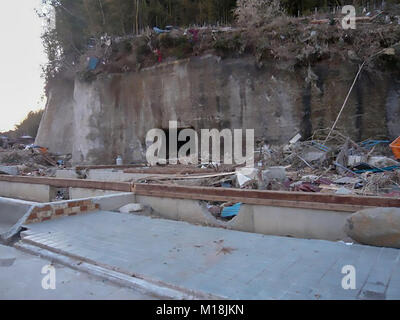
left=334, top=177, right=361, bottom=185
left=289, top=133, right=302, bottom=145
left=335, top=187, right=353, bottom=195
left=119, top=203, right=144, bottom=213
left=368, top=156, right=399, bottom=168
left=301, top=175, right=319, bottom=183
left=303, top=151, right=326, bottom=163
left=236, top=168, right=259, bottom=188
left=348, top=155, right=366, bottom=167
left=338, top=241, right=353, bottom=246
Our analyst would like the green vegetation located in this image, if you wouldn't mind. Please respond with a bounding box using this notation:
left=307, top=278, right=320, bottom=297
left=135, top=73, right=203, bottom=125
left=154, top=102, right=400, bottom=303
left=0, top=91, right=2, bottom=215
left=39, top=0, right=400, bottom=81
left=2, top=110, right=45, bottom=139
left=40, top=0, right=237, bottom=81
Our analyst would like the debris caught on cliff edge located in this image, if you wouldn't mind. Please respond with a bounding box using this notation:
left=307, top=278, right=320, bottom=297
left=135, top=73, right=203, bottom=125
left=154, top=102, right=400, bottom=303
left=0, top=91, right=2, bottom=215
left=153, top=27, right=170, bottom=34
left=88, top=57, right=99, bottom=70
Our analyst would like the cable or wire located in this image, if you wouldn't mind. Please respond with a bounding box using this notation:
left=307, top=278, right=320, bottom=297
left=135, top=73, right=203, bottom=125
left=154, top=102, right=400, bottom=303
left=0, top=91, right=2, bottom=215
left=324, top=42, right=400, bottom=144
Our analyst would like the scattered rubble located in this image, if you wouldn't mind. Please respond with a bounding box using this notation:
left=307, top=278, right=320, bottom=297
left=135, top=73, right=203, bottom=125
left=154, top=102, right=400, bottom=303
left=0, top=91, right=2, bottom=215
left=0, top=147, right=71, bottom=177
left=124, top=129, right=400, bottom=199
left=1, top=127, right=399, bottom=200
left=236, top=167, right=259, bottom=188
left=0, top=166, right=19, bottom=176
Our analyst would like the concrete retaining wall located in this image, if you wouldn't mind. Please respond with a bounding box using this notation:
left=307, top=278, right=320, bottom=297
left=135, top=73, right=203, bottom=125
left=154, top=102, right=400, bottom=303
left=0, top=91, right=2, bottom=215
left=56, top=169, right=172, bottom=183
left=0, top=181, right=51, bottom=203
left=0, top=181, right=129, bottom=202
left=136, top=195, right=350, bottom=241
left=69, top=187, right=123, bottom=199
left=0, top=192, right=135, bottom=241
left=91, top=193, right=136, bottom=211
left=37, top=55, right=400, bottom=165
left=0, top=197, right=36, bottom=241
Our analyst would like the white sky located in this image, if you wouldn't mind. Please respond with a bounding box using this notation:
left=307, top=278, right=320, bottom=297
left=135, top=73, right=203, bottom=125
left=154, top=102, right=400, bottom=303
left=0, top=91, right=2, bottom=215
left=0, top=0, right=47, bottom=132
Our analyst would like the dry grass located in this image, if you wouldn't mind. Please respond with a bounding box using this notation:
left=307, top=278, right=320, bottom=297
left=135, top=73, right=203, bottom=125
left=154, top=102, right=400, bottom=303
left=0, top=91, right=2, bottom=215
left=234, top=0, right=284, bottom=28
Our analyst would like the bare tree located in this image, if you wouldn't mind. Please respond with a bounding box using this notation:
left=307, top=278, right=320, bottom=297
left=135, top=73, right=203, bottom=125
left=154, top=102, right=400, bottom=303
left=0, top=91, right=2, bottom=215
left=235, top=0, right=283, bottom=27
left=98, top=0, right=106, bottom=26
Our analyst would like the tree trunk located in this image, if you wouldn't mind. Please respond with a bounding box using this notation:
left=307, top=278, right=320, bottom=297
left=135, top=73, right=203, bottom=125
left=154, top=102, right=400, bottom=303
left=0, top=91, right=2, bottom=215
left=136, top=0, right=139, bottom=34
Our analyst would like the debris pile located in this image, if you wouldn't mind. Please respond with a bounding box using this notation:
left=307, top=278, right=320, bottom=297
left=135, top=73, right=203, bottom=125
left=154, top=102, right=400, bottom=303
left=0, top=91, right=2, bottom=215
left=0, top=147, right=71, bottom=177
left=138, top=130, right=400, bottom=199
left=251, top=130, right=400, bottom=197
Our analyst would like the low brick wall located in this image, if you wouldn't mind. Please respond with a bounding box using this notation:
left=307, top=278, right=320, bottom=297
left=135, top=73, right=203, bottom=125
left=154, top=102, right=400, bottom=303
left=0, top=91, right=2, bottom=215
left=26, top=199, right=100, bottom=224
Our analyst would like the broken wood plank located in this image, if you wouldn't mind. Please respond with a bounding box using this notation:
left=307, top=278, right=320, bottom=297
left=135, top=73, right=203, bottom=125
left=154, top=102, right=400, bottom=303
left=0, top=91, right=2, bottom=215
left=137, top=172, right=236, bottom=181
left=310, top=16, right=376, bottom=24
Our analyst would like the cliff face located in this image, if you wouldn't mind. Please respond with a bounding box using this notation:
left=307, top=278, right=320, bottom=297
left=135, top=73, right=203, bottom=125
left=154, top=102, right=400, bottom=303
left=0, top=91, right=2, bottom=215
left=36, top=76, right=75, bottom=155
left=36, top=55, right=400, bottom=165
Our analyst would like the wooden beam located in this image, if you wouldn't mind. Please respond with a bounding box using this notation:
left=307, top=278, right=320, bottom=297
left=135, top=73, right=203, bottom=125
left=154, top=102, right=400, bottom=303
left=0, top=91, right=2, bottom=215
left=1, top=175, right=399, bottom=212
left=0, top=175, right=131, bottom=192
left=133, top=184, right=400, bottom=209
left=75, top=164, right=146, bottom=170
left=134, top=187, right=367, bottom=212
left=123, top=167, right=233, bottom=175
left=310, top=16, right=374, bottom=24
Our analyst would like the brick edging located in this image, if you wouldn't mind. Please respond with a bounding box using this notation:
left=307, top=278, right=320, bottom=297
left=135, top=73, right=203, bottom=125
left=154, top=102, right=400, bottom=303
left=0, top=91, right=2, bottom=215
left=26, top=199, right=100, bottom=224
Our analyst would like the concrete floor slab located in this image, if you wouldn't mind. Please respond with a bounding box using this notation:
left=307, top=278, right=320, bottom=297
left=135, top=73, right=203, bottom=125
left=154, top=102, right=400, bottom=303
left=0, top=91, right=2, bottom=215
left=20, top=211, right=400, bottom=300
left=0, top=244, right=155, bottom=300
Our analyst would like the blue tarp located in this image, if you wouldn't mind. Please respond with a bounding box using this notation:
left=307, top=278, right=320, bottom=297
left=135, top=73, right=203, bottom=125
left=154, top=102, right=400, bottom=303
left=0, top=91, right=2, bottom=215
left=354, top=165, right=400, bottom=174
left=311, top=141, right=330, bottom=152
left=221, top=203, right=242, bottom=218
left=360, top=140, right=390, bottom=149
left=153, top=27, right=170, bottom=34
left=88, top=57, right=99, bottom=70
